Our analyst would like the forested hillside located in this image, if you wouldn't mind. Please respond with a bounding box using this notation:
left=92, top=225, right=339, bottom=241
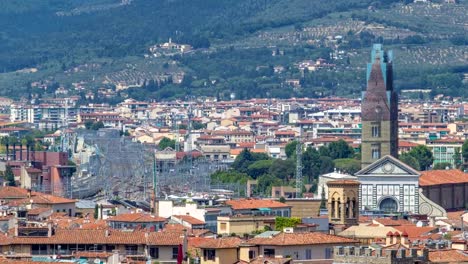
left=0, top=0, right=466, bottom=100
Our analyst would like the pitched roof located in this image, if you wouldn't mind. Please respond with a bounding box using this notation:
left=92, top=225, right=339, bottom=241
left=226, top=199, right=290, bottom=210
left=372, top=218, right=413, bottom=227
left=419, top=169, right=468, bottom=186
left=9, top=193, right=76, bottom=206
left=428, top=249, right=468, bottom=263
left=196, top=237, right=242, bottom=249
left=0, top=187, right=30, bottom=199
left=247, top=257, right=292, bottom=264
left=246, top=232, right=357, bottom=246
left=107, top=213, right=167, bottom=223
left=27, top=208, right=52, bottom=216
left=147, top=232, right=184, bottom=246
left=5, top=229, right=182, bottom=246
left=393, top=226, right=437, bottom=240
left=173, top=215, right=205, bottom=225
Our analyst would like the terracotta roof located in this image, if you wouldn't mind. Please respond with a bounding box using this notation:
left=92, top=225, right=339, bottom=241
left=373, top=218, right=413, bottom=227
left=9, top=193, right=76, bottom=206
left=173, top=215, right=205, bottom=225
left=0, top=187, right=30, bottom=199
left=73, top=251, right=114, bottom=258
left=196, top=237, right=242, bottom=249
left=107, top=213, right=167, bottom=223
left=246, top=232, right=357, bottom=246
left=419, top=169, right=468, bottom=186
left=393, top=226, right=437, bottom=240
left=398, top=141, right=419, bottom=148
left=4, top=229, right=181, bottom=246
left=247, top=257, right=292, bottom=264
left=27, top=208, right=52, bottom=215
left=327, top=180, right=360, bottom=186
left=147, top=232, right=183, bottom=245
left=428, top=249, right=468, bottom=263
left=226, top=199, right=290, bottom=210
left=238, top=142, right=255, bottom=148
left=446, top=210, right=466, bottom=221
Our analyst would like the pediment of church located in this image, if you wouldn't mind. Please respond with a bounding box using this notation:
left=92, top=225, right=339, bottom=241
left=355, top=155, right=420, bottom=176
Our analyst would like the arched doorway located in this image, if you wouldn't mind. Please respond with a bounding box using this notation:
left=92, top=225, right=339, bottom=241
left=379, top=197, right=398, bottom=212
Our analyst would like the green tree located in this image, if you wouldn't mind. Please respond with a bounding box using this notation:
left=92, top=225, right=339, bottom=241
left=210, top=170, right=250, bottom=185
left=302, top=147, right=321, bottom=182
left=257, top=174, right=282, bottom=197
left=319, top=156, right=334, bottom=175
left=399, top=152, right=420, bottom=171
left=269, top=159, right=295, bottom=181
left=192, top=122, right=206, bottom=130
left=91, top=121, right=105, bottom=130
left=462, top=140, right=468, bottom=163
left=453, top=148, right=462, bottom=169
left=231, top=149, right=268, bottom=174
left=327, top=140, right=354, bottom=160
left=285, top=141, right=298, bottom=159
left=275, top=217, right=301, bottom=231
left=406, top=145, right=434, bottom=171
left=158, top=137, right=176, bottom=150
left=433, top=162, right=452, bottom=170
left=247, top=159, right=273, bottom=179
left=5, top=165, right=16, bottom=186
left=94, top=204, right=99, bottom=219
left=84, top=120, right=94, bottom=130
left=333, top=158, right=361, bottom=174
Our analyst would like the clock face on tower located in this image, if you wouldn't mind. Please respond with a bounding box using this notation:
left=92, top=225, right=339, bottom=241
left=375, top=106, right=382, bottom=114
left=382, top=163, right=394, bottom=173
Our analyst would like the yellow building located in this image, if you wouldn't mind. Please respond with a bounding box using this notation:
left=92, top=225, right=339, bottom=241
left=197, top=237, right=242, bottom=264
left=217, top=215, right=275, bottom=235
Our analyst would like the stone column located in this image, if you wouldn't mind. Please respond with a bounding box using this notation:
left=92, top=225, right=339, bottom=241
left=340, top=196, right=346, bottom=223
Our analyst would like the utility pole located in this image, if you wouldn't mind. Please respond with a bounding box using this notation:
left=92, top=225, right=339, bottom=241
left=295, top=128, right=303, bottom=198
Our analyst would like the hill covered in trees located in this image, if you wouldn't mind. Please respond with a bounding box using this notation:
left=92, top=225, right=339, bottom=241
left=0, top=0, right=466, bottom=100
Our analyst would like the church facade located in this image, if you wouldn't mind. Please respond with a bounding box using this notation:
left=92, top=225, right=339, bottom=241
left=355, top=155, right=420, bottom=212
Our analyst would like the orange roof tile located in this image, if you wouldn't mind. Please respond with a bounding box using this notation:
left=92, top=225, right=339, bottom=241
left=246, top=232, right=358, bottom=246
left=173, top=215, right=205, bottom=225
left=27, top=208, right=52, bottom=215
left=398, top=141, right=419, bottom=148
left=9, top=193, right=76, bottom=206
left=196, top=237, right=242, bottom=249
left=419, top=170, right=468, bottom=186
left=226, top=199, right=290, bottom=210
left=373, top=218, right=413, bottom=227
left=107, top=213, right=167, bottom=223
left=393, top=226, right=437, bottom=240
left=4, top=229, right=182, bottom=246
left=428, top=249, right=468, bottom=263
left=0, top=187, right=30, bottom=199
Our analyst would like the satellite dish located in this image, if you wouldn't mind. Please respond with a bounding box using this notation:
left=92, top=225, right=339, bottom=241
left=94, top=258, right=101, bottom=264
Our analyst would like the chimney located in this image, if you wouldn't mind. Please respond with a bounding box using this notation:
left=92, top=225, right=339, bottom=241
left=19, top=144, right=22, bottom=160
left=27, top=189, right=31, bottom=198
left=393, top=231, right=400, bottom=244
left=26, top=144, right=29, bottom=161
left=105, top=229, right=110, bottom=237
left=386, top=231, right=394, bottom=246
left=47, top=223, right=52, bottom=237
left=401, top=231, right=409, bottom=246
